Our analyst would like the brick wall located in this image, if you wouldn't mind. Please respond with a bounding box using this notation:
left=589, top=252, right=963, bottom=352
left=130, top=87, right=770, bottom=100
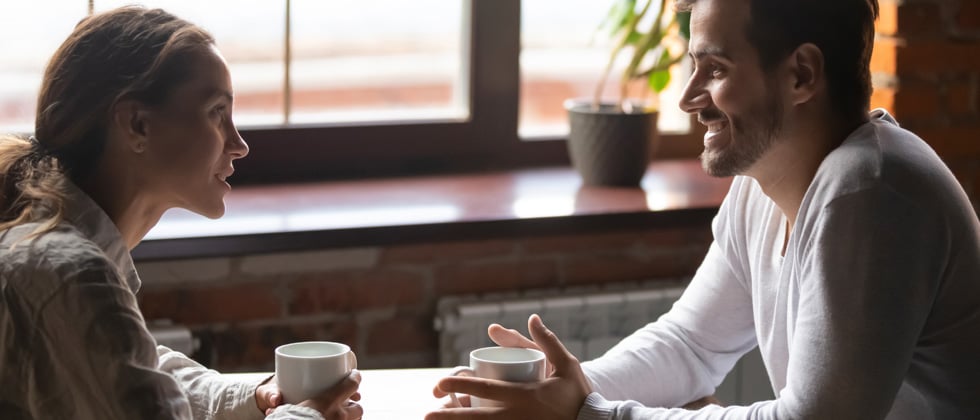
left=871, top=0, right=980, bottom=211
left=137, top=227, right=712, bottom=372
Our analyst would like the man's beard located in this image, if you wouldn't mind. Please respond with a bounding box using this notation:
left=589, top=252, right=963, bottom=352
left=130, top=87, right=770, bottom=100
left=700, top=96, right=782, bottom=177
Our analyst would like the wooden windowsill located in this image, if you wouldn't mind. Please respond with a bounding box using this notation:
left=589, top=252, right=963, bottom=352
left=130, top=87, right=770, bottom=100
left=131, top=160, right=731, bottom=261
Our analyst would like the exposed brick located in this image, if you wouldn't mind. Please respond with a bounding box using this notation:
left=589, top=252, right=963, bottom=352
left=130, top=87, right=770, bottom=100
left=380, top=239, right=516, bottom=264
left=946, top=77, right=978, bottom=115
left=894, top=80, right=942, bottom=119
left=877, top=1, right=898, bottom=36
left=239, top=248, right=380, bottom=277
left=136, top=258, right=231, bottom=287
left=563, top=249, right=703, bottom=286
left=897, top=2, right=943, bottom=36
left=871, top=87, right=897, bottom=113
left=521, top=231, right=642, bottom=254
left=871, top=37, right=899, bottom=75
left=896, top=40, right=980, bottom=74
left=434, top=258, right=558, bottom=296
left=946, top=159, right=976, bottom=188
left=364, top=315, right=437, bottom=356
left=202, top=320, right=358, bottom=372
left=288, top=269, right=427, bottom=315
left=637, top=227, right=713, bottom=251
left=138, top=283, right=282, bottom=325
left=914, top=126, right=980, bottom=159
left=958, top=0, right=980, bottom=31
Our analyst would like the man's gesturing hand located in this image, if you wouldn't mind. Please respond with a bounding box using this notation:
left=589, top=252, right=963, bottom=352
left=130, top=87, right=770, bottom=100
left=427, top=314, right=592, bottom=420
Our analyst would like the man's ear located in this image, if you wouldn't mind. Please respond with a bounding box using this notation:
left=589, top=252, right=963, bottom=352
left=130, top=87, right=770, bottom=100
left=111, top=99, right=150, bottom=153
left=787, top=43, right=824, bottom=106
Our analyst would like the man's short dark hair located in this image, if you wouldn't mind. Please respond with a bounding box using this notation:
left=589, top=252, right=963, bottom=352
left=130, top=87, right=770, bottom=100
left=676, top=0, right=880, bottom=120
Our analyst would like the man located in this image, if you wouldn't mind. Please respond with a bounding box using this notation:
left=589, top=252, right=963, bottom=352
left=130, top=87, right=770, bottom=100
left=426, top=0, right=980, bottom=418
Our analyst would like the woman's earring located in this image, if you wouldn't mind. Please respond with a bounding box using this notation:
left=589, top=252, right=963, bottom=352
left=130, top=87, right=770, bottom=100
left=134, top=141, right=147, bottom=153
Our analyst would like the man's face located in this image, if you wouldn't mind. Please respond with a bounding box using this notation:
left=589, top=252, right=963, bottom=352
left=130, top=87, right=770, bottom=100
left=679, top=0, right=785, bottom=177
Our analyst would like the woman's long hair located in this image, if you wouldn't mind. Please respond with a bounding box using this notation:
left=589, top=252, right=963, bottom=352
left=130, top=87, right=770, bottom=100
left=0, top=6, right=214, bottom=240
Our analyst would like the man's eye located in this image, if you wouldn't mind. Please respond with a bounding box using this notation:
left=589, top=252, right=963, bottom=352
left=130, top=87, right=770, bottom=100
left=710, top=65, right=726, bottom=78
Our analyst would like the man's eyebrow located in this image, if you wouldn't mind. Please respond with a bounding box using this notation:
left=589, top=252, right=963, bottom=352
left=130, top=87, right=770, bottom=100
left=690, top=46, right=732, bottom=62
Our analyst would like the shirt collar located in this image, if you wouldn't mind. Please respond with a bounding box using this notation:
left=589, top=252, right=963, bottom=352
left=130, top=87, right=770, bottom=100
left=62, top=181, right=142, bottom=294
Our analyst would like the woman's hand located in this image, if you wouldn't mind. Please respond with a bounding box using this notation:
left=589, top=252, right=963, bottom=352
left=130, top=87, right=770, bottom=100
left=427, top=315, right=591, bottom=420
left=256, top=375, right=283, bottom=414
left=261, top=370, right=363, bottom=419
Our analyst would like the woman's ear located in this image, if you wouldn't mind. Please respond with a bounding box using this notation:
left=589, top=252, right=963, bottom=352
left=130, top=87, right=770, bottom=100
left=111, top=99, right=150, bottom=153
left=787, top=43, right=825, bottom=106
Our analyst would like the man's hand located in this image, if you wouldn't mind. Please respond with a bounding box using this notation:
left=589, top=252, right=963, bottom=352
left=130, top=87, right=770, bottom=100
left=426, top=314, right=592, bottom=420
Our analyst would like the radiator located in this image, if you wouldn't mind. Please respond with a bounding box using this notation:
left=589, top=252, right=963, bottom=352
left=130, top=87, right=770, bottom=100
left=433, top=280, right=775, bottom=405
left=434, top=282, right=686, bottom=367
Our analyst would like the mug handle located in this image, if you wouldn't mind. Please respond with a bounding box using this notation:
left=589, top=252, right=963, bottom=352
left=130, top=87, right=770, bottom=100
left=447, top=365, right=475, bottom=408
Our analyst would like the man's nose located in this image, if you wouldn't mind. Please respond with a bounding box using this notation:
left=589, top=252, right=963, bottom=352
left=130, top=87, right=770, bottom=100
left=679, top=76, right=709, bottom=114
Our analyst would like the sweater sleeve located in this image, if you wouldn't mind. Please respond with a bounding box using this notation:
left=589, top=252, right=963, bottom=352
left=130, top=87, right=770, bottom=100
left=578, top=183, right=945, bottom=419
left=581, top=179, right=758, bottom=411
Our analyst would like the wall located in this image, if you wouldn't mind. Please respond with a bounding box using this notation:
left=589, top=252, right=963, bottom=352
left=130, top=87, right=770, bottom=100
left=872, top=0, right=980, bottom=210
left=137, top=227, right=712, bottom=372
left=137, top=0, right=980, bottom=374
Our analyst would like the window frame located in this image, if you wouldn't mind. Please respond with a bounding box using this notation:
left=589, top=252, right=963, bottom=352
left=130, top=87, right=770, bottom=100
left=197, top=0, right=705, bottom=184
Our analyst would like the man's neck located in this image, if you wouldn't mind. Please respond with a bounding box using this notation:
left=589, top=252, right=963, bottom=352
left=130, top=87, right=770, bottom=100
left=747, top=113, right=866, bottom=233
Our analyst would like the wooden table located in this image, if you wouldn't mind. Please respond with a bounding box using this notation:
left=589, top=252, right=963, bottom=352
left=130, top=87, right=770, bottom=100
left=230, top=368, right=454, bottom=419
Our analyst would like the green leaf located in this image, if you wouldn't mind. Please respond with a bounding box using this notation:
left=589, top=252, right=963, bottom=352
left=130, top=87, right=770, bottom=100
left=625, top=30, right=644, bottom=46
left=677, top=11, right=692, bottom=40
left=598, top=0, right=637, bottom=36
left=648, top=69, right=671, bottom=93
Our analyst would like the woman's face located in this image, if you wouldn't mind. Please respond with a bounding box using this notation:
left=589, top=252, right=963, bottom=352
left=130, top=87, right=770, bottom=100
left=139, top=45, right=249, bottom=219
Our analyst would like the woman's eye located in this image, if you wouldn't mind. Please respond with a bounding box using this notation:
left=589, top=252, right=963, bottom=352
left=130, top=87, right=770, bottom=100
left=211, top=105, right=227, bottom=120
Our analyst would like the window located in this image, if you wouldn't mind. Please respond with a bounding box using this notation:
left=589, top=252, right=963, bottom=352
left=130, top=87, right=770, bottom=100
left=519, top=0, right=690, bottom=138
left=0, top=0, right=698, bottom=184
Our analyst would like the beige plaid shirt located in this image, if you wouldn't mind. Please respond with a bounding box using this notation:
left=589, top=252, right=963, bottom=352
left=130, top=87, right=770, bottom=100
left=0, top=183, right=320, bottom=420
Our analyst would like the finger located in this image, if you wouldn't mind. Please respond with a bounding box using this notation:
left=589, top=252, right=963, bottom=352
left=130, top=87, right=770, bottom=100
left=487, top=324, right=539, bottom=350
left=441, top=394, right=470, bottom=408
left=316, top=369, right=362, bottom=408
left=269, top=391, right=281, bottom=407
left=425, top=407, right=505, bottom=420
left=433, top=384, right=449, bottom=398
left=436, top=376, right=525, bottom=403
left=350, top=391, right=361, bottom=402
left=527, top=314, right=577, bottom=374
left=345, top=401, right=364, bottom=420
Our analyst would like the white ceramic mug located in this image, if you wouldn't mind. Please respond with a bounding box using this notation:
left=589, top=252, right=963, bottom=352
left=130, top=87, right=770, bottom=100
left=275, top=341, right=357, bottom=404
left=448, top=346, right=546, bottom=408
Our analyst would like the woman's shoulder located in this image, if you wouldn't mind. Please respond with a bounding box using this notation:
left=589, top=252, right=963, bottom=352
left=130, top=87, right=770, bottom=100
left=1, top=222, right=118, bottom=300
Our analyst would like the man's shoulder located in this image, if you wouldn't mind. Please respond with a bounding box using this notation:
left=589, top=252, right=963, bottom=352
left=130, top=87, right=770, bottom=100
left=814, top=117, right=957, bottom=206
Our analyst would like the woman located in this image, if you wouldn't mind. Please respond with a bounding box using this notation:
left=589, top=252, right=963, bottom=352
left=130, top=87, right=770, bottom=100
left=0, top=7, right=361, bottom=420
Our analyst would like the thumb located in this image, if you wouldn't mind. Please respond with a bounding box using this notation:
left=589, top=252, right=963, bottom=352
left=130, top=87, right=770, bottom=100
left=526, top=314, right=577, bottom=374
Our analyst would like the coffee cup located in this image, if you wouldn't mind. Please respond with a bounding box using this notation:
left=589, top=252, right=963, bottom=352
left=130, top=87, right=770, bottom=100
left=275, top=341, right=357, bottom=404
left=448, top=346, right=546, bottom=408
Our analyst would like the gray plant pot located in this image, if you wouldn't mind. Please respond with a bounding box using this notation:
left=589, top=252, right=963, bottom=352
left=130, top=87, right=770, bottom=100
left=565, top=99, right=660, bottom=187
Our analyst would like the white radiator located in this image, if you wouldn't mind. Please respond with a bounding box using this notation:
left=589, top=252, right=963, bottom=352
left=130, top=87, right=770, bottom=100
left=434, top=282, right=686, bottom=367
left=433, top=280, right=775, bottom=405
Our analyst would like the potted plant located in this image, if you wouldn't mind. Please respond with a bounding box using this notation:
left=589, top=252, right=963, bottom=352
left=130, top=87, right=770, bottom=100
left=565, top=0, right=691, bottom=186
